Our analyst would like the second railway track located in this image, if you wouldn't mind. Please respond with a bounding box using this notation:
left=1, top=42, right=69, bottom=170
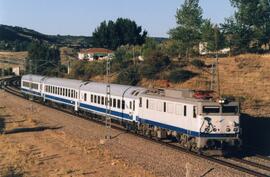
left=2, top=76, right=270, bottom=177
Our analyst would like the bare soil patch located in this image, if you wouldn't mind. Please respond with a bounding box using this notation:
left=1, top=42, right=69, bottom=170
left=0, top=91, right=248, bottom=177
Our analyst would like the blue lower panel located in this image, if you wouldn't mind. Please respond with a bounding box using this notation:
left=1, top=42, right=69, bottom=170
left=80, top=103, right=132, bottom=120
left=21, top=88, right=41, bottom=97
left=137, top=117, right=237, bottom=138
left=45, top=94, right=75, bottom=106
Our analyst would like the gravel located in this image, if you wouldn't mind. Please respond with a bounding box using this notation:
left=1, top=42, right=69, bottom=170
left=0, top=90, right=252, bottom=177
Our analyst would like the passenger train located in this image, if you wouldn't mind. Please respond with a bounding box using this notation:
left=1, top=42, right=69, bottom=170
left=21, top=74, right=241, bottom=152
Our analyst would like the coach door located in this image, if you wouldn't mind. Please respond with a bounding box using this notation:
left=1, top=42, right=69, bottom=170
left=128, top=100, right=136, bottom=121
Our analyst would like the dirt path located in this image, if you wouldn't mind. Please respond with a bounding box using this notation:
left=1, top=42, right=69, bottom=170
left=0, top=90, right=248, bottom=177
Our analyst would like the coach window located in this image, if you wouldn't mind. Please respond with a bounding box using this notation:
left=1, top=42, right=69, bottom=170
left=146, top=99, right=149, bottom=109
left=113, top=99, right=116, bottom=108
left=193, top=106, right=197, bottom=118
left=117, top=99, right=120, bottom=109
left=139, top=97, right=142, bottom=107
left=68, top=89, right=71, bottom=97
left=84, top=93, right=87, bottom=101
left=164, top=102, right=166, bottom=112
left=98, top=96, right=100, bottom=104
left=110, top=98, right=112, bottom=107
left=133, top=100, right=135, bottom=111
left=58, top=87, right=60, bottom=95
left=94, top=95, right=97, bottom=103
left=101, top=97, right=104, bottom=105
left=91, top=95, right=93, bottom=102
left=129, top=101, right=132, bottom=109
left=184, top=105, right=187, bottom=117
left=122, top=100, right=125, bottom=109
left=75, top=91, right=77, bottom=98
left=71, top=90, right=74, bottom=98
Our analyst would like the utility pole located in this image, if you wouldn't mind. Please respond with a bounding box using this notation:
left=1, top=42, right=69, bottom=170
left=210, top=25, right=221, bottom=99
left=105, top=58, right=112, bottom=139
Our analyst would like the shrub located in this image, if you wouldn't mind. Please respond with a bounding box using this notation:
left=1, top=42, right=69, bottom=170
left=116, top=65, right=140, bottom=86
left=139, top=64, right=159, bottom=79
left=140, top=50, right=171, bottom=79
left=167, top=69, right=197, bottom=83
left=191, top=59, right=205, bottom=68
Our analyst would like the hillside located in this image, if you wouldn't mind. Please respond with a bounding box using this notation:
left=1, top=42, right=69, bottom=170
left=90, top=54, right=270, bottom=117
left=0, top=24, right=92, bottom=50
left=0, top=24, right=55, bottom=42
left=139, top=54, right=270, bottom=117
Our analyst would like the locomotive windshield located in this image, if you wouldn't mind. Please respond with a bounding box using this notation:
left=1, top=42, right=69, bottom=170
left=222, top=106, right=238, bottom=114
left=203, top=106, right=220, bottom=113
left=202, top=105, right=239, bottom=114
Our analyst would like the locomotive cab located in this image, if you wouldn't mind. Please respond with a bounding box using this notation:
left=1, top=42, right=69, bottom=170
left=197, top=101, right=241, bottom=150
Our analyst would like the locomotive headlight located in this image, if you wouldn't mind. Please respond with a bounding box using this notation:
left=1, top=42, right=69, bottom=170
left=213, top=128, right=217, bottom=132
left=226, top=128, right=231, bottom=132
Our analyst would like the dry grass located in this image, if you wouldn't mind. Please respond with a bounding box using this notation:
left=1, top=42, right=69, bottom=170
left=139, top=54, right=270, bottom=117
left=0, top=51, right=28, bottom=60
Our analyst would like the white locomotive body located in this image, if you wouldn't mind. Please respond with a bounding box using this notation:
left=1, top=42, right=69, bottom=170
left=138, top=89, right=240, bottom=150
left=21, top=74, right=241, bottom=151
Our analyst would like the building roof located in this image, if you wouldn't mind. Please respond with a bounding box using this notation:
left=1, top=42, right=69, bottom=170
left=79, top=48, right=113, bottom=54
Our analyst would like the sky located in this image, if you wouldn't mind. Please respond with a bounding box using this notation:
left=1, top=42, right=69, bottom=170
left=0, top=0, right=235, bottom=37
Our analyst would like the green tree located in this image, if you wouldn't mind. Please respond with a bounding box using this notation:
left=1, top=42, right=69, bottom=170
left=221, top=17, right=253, bottom=54
left=222, top=0, right=270, bottom=53
left=201, top=20, right=225, bottom=52
left=92, top=18, right=147, bottom=50
left=169, top=0, right=203, bottom=58
left=27, top=41, right=61, bottom=76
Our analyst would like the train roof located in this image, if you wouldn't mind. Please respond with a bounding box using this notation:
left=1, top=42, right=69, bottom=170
left=80, top=82, right=146, bottom=98
left=43, top=77, right=84, bottom=89
left=141, top=88, right=218, bottom=105
left=22, top=74, right=46, bottom=83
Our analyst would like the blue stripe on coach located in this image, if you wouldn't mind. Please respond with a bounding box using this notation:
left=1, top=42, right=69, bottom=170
left=79, top=103, right=132, bottom=121
left=45, top=94, right=75, bottom=105
left=136, top=117, right=237, bottom=138
left=21, top=88, right=41, bottom=96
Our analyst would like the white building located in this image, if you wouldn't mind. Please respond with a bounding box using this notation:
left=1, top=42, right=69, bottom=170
left=78, top=48, right=114, bottom=61
left=199, top=42, right=230, bottom=55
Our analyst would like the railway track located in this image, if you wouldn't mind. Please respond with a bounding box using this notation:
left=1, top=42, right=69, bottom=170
left=2, top=76, right=270, bottom=177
